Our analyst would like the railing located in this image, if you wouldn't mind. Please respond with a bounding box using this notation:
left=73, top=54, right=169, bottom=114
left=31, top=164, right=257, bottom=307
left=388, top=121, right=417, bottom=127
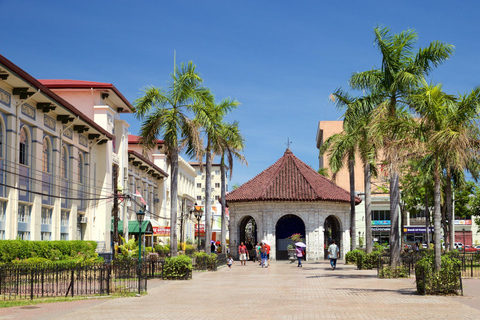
left=0, top=261, right=159, bottom=301
left=459, top=252, right=480, bottom=278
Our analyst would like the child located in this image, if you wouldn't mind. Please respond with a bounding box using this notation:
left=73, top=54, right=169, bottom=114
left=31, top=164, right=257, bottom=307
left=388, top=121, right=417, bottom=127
left=261, top=244, right=268, bottom=268
left=227, top=256, right=234, bottom=270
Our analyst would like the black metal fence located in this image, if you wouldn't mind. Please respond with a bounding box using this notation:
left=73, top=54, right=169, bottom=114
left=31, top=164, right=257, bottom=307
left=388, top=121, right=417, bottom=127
left=459, top=252, right=480, bottom=278
left=0, top=260, right=166, bottom=301
left=0, top=253, right=227, bottom=301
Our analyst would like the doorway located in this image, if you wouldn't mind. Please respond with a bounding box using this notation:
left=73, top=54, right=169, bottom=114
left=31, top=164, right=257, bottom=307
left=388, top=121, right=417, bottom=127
left=275, top=214, right=305, bottom=260
left=324, top=215, right=341, bottom=259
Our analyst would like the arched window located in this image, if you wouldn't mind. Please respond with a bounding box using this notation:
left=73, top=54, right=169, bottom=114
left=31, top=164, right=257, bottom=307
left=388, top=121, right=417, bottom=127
left=78, top=153, right=84, bottom=183
left=61, top=145, right=68, bottom=179
left=19, top=126, right=28, bottom=165
left=42, top=137, right=51, bottom=173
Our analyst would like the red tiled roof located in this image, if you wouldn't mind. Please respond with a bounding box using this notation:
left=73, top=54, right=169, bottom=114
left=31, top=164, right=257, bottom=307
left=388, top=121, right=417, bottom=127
left=39, top=79, right=133, bottom=112
left=225, top=148, right=361, bottom=204
left=128, top=135, right=164, bottom=145
left=0, top=55, right=114, bottom=140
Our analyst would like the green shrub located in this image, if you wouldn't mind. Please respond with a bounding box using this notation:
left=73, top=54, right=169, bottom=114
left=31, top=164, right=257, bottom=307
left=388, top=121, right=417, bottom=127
left=0, top=240, right=97, bottom=263
left=185, top=244, right=196, bottom=255
left=194, top=252, right=217, bottom=271
left=379, top=265, right=409, bottom=278
left=415, top=253, right=461, bottom=295
left=155, top=244, right=170, bottom=257
left=345, top=250, right=363, bottom=265
left=163, top=255, right=192, bottom=279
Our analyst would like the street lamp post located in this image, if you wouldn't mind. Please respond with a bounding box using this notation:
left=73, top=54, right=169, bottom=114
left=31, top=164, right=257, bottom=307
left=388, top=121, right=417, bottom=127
left=462, top=228, right=466, bottom=266
left=136, top=209, right=145, bottom=295
left=191, top=205, right=203, bottom=251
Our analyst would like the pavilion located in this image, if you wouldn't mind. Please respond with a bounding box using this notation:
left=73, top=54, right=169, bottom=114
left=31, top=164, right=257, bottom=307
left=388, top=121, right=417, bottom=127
left=225, top=148, right=361, bottom=260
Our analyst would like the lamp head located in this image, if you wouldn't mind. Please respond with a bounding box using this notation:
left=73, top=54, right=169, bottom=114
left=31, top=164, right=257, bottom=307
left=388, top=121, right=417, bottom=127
left=136, top=209, right=145, bottom=223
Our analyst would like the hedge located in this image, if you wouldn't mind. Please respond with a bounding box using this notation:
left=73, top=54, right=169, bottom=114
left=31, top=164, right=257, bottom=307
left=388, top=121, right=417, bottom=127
left=0, top=240, right=97, bottom=263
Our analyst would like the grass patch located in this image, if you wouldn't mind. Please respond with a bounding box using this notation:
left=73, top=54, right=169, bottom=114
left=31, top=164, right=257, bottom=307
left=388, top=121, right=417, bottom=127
left=0, top=292, right=143, bottom=308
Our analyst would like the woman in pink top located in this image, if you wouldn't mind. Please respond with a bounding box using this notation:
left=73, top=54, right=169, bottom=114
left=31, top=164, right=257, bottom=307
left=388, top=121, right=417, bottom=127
left=295, top=246, right=303, bottom=267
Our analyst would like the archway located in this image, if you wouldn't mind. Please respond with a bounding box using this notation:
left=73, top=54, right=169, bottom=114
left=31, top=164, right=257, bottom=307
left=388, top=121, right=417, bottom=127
left=275, top=214, right=305, bottom=260
left=239, top=216, right=257, bottom=257
left=324, top=215, right=341, bottom=259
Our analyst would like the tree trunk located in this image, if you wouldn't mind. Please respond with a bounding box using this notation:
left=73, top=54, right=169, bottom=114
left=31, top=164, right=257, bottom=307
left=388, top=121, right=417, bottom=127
left=433, top=159, right=442, bottom=271
left=390, top=170, right=401, bottom=267
left=424, top=192, right=430, bottom=247
left=365, top=163, right=372, bottom=254
left=170, top=147, right=179, bottom=257
left=349, top=158, right=356, bottom=252
left=204, top=142, right=212, bottom=254
left=220, top=156, right=227, bottom=254
left=446, top=169, right=454, bottom=252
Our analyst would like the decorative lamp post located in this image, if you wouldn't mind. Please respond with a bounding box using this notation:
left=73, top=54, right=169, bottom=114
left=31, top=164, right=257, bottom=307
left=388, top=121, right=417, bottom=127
left=192, top=205, right=203, bottom=251
left=136, top=209, right=145, bottom=294
left=462, top=228, right=466, bottom=264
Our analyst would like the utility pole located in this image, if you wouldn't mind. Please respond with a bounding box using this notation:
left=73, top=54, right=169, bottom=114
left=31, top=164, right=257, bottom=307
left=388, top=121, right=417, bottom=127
left=113, top=164, right=119, bottom=256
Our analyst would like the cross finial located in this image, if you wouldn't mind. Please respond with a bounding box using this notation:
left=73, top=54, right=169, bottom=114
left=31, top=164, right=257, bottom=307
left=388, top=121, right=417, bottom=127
left=285, top=138, right=292, bottom=149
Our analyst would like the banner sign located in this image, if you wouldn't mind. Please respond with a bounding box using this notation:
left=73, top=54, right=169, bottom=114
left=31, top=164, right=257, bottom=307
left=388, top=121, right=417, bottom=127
left=153, top=226, right=170, bottom=236
left=372, top=227, right=391, bottom=232
left=195, top=224, right=205, bottom=236
left=454, top=220, right=472, bottom=225
left=403, top=227, right=434, bottom=234
left=372, top=220, right=391, bottom=225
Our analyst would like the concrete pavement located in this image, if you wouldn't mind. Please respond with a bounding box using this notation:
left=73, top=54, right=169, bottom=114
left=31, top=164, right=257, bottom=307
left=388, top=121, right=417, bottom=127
left=1, top=260, right=480, bottom=319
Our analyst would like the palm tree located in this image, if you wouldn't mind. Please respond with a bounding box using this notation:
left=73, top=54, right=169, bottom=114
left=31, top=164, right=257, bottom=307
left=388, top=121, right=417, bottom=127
left=216, top=122, right=247, bottom=254
left=410, top=82, right=480, bottom=270
left=193, top=98, right=239, bottom=254
left=133, top=61, right=213, bottom=257
left=349, top=26, right=454, bottom=267
left=321, top=92, right=361, bottom=252
left=326, top=90, right=379, bottom=254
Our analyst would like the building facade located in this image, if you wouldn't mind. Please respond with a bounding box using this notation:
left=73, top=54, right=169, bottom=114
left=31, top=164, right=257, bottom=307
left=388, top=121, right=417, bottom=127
left=316, top=120, right=479, bottom=247
left=0, top=54, right=127, bottom=252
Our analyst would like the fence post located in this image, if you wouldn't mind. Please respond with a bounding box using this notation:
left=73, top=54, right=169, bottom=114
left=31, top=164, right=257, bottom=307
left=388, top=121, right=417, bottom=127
left=106, top=264, right=110, bottom=295
left=71, top=269, right=74, bottom=297
left=30, top=269, right=34, bottom=300
left=471, top=256, right=473, bottom=278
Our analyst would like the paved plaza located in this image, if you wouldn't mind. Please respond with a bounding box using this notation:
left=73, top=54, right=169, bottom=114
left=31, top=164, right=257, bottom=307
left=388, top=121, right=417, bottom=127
left=1, top=260, right=480, bottom=320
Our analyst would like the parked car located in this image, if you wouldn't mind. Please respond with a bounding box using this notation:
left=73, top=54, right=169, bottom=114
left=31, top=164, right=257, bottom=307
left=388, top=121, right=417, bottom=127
left=454, top=242, right=464, bottom=250
left=464, top=245, right=477, bottom=253
left=475, top=246, right=480, bottom=251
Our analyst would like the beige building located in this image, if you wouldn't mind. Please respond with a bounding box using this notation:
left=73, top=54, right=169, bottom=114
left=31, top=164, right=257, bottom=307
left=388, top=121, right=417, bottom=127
left=316, top=120, right=478, bottom=247
left=189, top=162, right=227, bottom=243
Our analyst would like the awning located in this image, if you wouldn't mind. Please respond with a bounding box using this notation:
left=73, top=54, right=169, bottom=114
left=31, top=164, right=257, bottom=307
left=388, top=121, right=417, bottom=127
left=111, top=220, right=153, bottom=234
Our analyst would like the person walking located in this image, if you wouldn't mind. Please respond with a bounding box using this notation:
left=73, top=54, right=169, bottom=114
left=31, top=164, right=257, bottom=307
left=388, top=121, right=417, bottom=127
left=265, top=242, right=271, bottom=266
left=328, top=240, right=339, bottom=270
left=238, top=242, right=248, bottom=266
left=295, top=246, right=303, bottom=267
left=261, top=244, right=268, bottom=268
left=227, top=256, right=234, bottom=270
left=256, top=242, right=261, bottom=264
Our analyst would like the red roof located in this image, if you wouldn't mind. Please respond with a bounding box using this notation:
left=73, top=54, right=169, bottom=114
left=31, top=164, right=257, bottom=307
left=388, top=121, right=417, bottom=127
left=39, top=79, right=133, bottom=112
left=225, top=148, right=361, bottom=204
left=128, top=135, right=164, bottom=145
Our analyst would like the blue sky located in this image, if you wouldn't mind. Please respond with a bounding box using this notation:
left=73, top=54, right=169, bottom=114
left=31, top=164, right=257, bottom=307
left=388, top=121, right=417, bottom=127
left=2, top=1, right=480, bottom=187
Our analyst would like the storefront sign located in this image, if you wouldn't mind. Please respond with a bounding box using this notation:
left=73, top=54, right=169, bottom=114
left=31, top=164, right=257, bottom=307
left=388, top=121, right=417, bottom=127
left=153, top=226, right=170, bottom=236
left=372, top=220, right=391, bottom=225
left=403, top=227, right=434, bottom=234
left=372, top=227, right=390, bottom=232
left=454, top=220, right=472, bottom=225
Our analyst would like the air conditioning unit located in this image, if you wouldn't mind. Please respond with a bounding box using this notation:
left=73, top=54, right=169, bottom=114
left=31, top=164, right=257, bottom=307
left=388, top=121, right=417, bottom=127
left=77, top=216, right=88, bottom=224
